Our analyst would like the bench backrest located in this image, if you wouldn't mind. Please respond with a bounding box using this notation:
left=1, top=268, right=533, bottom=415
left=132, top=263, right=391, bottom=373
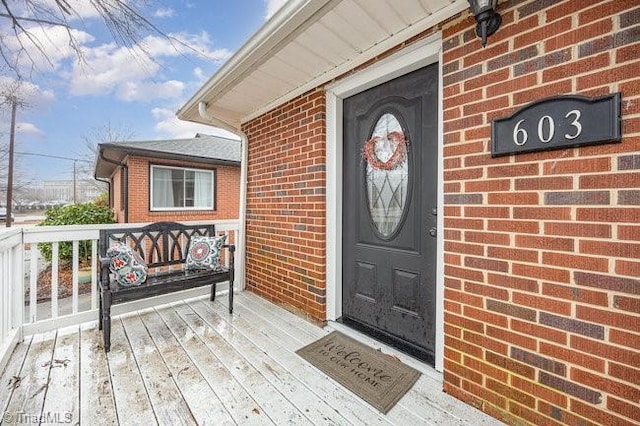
left=99, top=221, right=215, bottom=268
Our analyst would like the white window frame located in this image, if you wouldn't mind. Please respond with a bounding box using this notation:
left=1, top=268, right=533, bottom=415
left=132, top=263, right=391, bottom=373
left=150, top=164, right=215, bottom=211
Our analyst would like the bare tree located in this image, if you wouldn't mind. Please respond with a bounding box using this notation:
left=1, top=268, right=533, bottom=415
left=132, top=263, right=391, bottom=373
left=75, top=121, right=136, bottom=197
left=0, top=1, right=170, bottom=78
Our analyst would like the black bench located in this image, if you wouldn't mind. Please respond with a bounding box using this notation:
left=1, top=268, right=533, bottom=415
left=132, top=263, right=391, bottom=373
left=98, top=221, right=235, bottom=352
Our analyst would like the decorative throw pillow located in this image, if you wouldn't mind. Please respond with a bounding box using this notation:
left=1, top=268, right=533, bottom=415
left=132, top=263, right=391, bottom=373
left=186, top=235, right=227, bottom=271
left=106, top=242, right=148, bottom=287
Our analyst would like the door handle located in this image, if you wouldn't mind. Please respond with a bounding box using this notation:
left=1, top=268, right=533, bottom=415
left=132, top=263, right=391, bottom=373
left=429, top=227, right=437, bottom=237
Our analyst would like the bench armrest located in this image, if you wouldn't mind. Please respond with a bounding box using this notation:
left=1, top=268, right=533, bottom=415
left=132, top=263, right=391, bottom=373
left=99, top=256, right=112, bottom=289
left=223, top=244, right=236, bottom=270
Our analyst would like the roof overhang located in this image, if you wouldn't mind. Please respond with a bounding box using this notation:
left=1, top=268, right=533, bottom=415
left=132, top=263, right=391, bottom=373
left=178, top=0, right=468, bottom=129
left=94, top=143, right=241, bottom=179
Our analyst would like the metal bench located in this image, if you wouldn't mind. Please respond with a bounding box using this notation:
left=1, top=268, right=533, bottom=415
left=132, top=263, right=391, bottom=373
left=98, top=221, right=234, bottom=352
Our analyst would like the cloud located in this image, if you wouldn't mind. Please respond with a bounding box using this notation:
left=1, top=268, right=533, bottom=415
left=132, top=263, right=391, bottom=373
left=1, top=25, right=95, bottom=72
left=16, top=122, right=45, bottom=137
left=140, top=32, right=232, bottom=62
left=69, top=42, right=159, bottom=96
left=265, top=0, right=288, bottom=19
left=154, top=8, right=175, bottom=18
left=151, top=107, right=239, bottom=140
left=68, top=32, right=231, bottom=99
left=117, top=80, right=185, bottom=102
left=39, top=0, right=102, bottom=19
left=0, top=77, right=55, bottom=108
left=193, top=67, right=206, bottom=82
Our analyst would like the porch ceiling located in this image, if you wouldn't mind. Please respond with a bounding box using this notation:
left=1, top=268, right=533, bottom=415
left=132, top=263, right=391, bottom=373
left=177, top=0, right=468, bottom=129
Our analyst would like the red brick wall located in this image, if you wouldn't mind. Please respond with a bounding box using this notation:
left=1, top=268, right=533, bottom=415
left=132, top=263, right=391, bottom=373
left=236, top=1, right=637, bottom=424
left=241, top=90, right=327, bottom=322
left=441, top=1, right=639, bottom=425
left=110, top=156, right=240, bottom=224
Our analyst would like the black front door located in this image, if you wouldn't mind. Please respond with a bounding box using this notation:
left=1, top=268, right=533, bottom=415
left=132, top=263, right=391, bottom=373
left=342, top=64, right=438, bottom=363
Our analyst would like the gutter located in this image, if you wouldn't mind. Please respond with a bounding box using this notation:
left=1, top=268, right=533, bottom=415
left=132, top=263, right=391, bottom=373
left=198, top=102, right=248, bottom=291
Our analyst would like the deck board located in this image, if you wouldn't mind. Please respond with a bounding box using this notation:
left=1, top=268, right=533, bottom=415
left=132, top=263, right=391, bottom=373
left=41, top=326, right=79, bottom=423
left=107, top=317, right=157, bottom=425
left=155, top=303, right=266, bottom=425
left=173, top=302, right=312, bottom=425
left=137, top=309, right=235, bottom=425
left=3, top=331, right=56, bottom=420
left=80, top=322, right=118, bottom=425
left=0, top=292, right=503, bottom=426
left=121, top=312, right=197, bottom=425
left=191, top=300, right=353, bottom=426
left=205, top=297, right=391, bottom=426
left=214, top=295, right=430, bottom=425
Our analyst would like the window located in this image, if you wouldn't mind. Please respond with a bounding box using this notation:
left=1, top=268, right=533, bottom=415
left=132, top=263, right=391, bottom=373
left=150, top=165, right=214, bottom=210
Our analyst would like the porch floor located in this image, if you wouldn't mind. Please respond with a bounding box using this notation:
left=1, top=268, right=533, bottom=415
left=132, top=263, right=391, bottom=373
left=0, top=292, right=502, bottom=425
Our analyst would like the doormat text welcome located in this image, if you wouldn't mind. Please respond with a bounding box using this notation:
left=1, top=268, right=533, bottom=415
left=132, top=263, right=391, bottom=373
left=296, top=331, right=421, bottom=413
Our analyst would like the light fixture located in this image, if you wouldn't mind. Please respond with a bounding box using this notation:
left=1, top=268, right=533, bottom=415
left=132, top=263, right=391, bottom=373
left=467, top=0, right=502, bottom=48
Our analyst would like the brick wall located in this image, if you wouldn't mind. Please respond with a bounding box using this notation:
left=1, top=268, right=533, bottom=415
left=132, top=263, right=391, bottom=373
left=241, top=90, right=327, bottom=322
left=113, top=156, right=240, bottom=224
left=441, top=1, right=639, bottom=425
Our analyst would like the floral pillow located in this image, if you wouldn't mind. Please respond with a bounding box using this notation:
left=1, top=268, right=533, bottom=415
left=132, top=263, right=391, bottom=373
left=186, top=235, right=227, bottom=271
left=106, top=242, right=148, bottom=287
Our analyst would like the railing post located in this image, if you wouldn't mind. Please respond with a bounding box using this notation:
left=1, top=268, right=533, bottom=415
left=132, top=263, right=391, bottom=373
left=29, top=244, right=39, bottom=323
left=0, top=228, right=25, bottom=374
left=12, top=236, right=24, bottom=335
left=51, top=242, right=59, bottom=319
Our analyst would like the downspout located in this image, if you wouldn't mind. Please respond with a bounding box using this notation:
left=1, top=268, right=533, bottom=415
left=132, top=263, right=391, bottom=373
left=198, top=101, right=248, bottom=291
left=94, top=176, right=111, bottom=206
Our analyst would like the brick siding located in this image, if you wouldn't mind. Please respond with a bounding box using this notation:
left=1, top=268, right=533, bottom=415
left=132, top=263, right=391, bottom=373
left=441, top=1, right=639, bottom=425
left=238, top=0, right=638, bottom=424
left=111, top=156, right=240, bottom=224
left=241, top=90, right=327, bottom=322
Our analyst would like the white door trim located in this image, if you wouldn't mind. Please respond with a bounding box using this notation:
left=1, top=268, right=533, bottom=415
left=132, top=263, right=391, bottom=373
left=325, top=32, right=445, bottom=371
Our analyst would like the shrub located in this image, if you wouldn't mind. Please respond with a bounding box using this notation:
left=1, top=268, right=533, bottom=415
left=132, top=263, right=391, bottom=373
left=93, top=191, right=109, bottom=208
left=38, top=202, right=115, bottom=264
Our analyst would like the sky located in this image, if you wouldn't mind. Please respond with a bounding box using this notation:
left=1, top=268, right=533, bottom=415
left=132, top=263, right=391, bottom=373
left=0, top=0, right=288, bottom=183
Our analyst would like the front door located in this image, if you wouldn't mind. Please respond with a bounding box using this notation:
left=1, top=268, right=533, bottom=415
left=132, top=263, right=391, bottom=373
left=342, top=64, right=438, bottom=364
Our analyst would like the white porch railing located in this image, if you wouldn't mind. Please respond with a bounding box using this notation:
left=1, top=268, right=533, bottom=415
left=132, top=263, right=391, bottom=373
left=0, top=228, right=23, bottom=373
left=0, top=219, right=240, bottom=373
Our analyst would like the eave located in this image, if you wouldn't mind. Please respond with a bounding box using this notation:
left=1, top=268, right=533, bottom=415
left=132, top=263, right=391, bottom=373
left=94, top=144, right=241, bottom=179
left=177, top=0, right=468, bottom=129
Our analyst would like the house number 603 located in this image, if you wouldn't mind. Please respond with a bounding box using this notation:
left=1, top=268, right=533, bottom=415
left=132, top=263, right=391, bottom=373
left=512, top=109, right=582, bottom=146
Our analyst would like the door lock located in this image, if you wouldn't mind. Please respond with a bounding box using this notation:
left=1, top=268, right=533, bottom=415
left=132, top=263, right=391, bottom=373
left=429, top=227, right=437, bottom=237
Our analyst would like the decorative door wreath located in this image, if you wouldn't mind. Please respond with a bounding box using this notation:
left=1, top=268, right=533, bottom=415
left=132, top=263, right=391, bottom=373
left=362, top=130, right=408, bottom=171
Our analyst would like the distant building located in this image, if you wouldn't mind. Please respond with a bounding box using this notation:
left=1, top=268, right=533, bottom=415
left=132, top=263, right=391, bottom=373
left=94, top=133, right=241, bottom=223
left=19, top=179, right=108, bottom=208
left=40, top=179, right=106, bottom=204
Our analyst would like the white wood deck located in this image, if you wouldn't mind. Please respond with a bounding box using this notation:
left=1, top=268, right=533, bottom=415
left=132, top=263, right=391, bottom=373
left=0, top=292, right=502, bottom=426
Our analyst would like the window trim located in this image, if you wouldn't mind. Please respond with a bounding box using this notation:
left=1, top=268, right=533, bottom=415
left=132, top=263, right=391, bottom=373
left=149, top=164, right=216, bottom=211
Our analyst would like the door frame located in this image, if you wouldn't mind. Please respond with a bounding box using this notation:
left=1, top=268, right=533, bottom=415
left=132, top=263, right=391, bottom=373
left=325, top=32, right=445, bottom=372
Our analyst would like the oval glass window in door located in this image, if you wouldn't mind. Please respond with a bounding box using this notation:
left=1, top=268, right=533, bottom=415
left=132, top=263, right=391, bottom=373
left=363, top=113, right=410, bottom=238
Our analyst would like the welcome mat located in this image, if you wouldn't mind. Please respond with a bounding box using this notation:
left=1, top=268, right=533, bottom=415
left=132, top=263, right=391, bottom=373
left=296, top=331, right=421, bottom=413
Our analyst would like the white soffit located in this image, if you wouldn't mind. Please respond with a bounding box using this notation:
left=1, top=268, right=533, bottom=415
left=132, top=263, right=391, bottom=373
left=178, top=0, right=468, bottom=128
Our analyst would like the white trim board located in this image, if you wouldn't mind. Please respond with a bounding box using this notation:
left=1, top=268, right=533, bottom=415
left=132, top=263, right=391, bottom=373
left=324, top=32, right=445, bottom=372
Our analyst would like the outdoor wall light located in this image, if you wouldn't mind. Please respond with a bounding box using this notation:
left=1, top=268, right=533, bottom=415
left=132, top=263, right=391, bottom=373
left=467, top=0, right=502, bottom=47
